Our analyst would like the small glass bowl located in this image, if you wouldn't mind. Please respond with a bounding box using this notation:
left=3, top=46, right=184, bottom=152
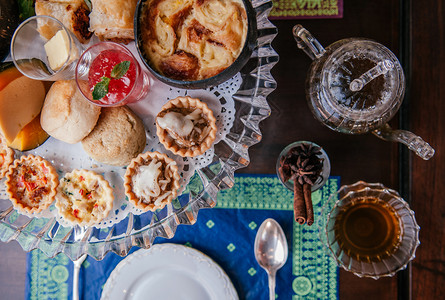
left=318, top=181, right=420, bottom=279
left=276, top=141, right=331, bottom=192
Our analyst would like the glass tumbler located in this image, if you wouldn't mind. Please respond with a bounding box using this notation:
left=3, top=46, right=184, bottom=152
left=75, top=42, right=150, bottom=107
left=318, top=181, right=420, bottom=279
left=10, top=15, right=84, bottom=81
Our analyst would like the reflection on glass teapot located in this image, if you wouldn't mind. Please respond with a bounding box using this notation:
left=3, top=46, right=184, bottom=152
left=293, top=25, right=435, bottom=160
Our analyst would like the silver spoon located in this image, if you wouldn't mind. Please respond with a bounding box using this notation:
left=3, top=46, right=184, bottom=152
left=254, top=218, right=289, bottom=300
left=73, top=254, right=87, bottom=300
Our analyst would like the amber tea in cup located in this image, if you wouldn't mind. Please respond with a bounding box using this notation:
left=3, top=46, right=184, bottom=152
left=319, top=181, right=420, bottom=279
left=333, top=196, right=402, bottom=263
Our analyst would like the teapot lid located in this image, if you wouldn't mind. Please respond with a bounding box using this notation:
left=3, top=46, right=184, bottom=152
left=321, top=39, right=405, bottom=122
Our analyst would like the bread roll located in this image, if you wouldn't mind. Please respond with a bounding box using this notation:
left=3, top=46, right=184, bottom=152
left=82, top=106, right=146, bottom=166
left=40, top=80, right=101, bottom=144
left=89, top=0, right=138, bottom=44
left=35, top=0, right=92, bottom=44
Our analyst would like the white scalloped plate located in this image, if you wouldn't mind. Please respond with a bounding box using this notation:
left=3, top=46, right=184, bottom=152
left=101, top=243, right=238, bottom=300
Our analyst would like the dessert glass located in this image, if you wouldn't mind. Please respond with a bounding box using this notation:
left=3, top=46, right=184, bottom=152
left=75, top=42, right=150, bottom=107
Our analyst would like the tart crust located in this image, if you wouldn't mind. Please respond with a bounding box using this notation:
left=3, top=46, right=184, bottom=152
left=0, top=135, right=14, bottom=178
left=5, top=154, right=59, bottom=214
left=124, top=151, right=180, bottom=212
left=156, top=96, right=217, bottom=157
left=55, top=169, right=114, bottom=226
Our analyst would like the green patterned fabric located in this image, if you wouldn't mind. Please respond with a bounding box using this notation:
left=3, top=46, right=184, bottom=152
left=26, top=175, right=339, bottom=299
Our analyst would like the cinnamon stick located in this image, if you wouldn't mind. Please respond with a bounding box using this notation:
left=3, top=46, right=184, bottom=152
left=293, top=180, right=306, bottom=224
left=303, top=183, right=314, bottom=226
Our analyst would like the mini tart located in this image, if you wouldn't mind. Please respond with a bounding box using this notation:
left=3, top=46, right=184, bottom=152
left=5, top=154, right=59, bottom=214
left=124, top=151, right=180, bottom=212
left=156, top=96, right=217, bottom=157
left=55, top=169, right=114, bottom=226
left=0, top=135, right=14, bottom=178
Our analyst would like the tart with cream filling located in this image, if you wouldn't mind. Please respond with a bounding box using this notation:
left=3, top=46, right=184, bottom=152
left=156, top=96, right=217, bottom=157
left=124, top=151, right=180, bottom=212
left=55, top=169, right=114, bottom=226
left=0, top=135, right=14, bottom=178
left=5, top=154, right=59, bottom=214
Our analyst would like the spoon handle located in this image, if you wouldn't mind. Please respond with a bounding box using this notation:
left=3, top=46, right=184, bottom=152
left=268, top=271, right=276, bottom=300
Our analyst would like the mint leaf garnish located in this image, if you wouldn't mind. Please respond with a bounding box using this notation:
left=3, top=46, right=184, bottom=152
left=92, top=77, right=111, bottom=100
left=110, top=61, right=131, bottom=79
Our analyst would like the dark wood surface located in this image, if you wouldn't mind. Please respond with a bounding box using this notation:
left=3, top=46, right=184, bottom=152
left=1, top=0, right=444, bottom=299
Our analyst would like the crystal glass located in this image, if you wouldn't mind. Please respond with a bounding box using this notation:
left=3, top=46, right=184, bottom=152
left=10, top=15, right=84, bottom=81
left=318, top=181, right=420, bottom=279
left=0, top=0, right=278, bottom=261
left=75, top=42, right=150, bottom=107
left=276, top=141, right=331, bottom=192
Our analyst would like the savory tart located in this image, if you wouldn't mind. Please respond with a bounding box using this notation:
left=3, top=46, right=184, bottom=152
left=55, top=169, right=114, bottom=226
left=139, top=0, right=248, bottom=80
left=5, top=154, right=59, bottom=214
left=124, top=151, right=180, bottom=212
left=156, top=96, right=217, bottom=157
left=0, top=135, right=14, bottom=178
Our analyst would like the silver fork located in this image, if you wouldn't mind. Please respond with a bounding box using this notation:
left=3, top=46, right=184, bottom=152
left=73, top=254, right=88, bottom=300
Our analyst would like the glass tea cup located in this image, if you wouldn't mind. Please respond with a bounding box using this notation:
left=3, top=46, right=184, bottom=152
left=10, top=15, right=84, bottom=81
left=75, top=42, right=150, bottom=107
left=276, top=141, right=331, bottom=192
left=318, top=181, right=420, bottom=279
left=293, top=24, right=434, bottom=160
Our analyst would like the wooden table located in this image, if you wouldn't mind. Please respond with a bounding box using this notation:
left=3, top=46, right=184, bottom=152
left=1, top=0, right=444, bottom=299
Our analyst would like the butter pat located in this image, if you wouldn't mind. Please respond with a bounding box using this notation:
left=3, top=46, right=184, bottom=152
left=44, top=30, right=75, bottom=71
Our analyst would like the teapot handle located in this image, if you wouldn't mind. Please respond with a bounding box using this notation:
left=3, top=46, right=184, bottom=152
left=372, top=124, right=435, bottom=160
left=292, top=24, right=326, bottom=60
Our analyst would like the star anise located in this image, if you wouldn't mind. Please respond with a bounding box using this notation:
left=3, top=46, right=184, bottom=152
left=279, top=143, right=324, bottom=186
left=278, top=142, right=326, bottom=226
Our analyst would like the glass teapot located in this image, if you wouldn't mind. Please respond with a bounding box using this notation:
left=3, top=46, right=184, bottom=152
left=293, top=25, right=434, bottom=160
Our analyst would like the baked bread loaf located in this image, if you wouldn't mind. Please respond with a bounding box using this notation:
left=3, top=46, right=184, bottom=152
left=89, top=0, right=138, bottom=44
left=35, top=0, right=92, bottom=44
left=140, top=0, right=248, bottom=80
left=82, top=106, right=146, bottom=166
left=40, top=80, right=101, bottom=144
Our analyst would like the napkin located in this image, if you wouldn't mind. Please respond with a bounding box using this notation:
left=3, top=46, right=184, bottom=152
left=25, top=174, right=339, bottom=300
left=270, top=0, right=343, bottom=20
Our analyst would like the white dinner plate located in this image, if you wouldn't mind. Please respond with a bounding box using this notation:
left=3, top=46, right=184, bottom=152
left=101, top=243, right=238, bottom=300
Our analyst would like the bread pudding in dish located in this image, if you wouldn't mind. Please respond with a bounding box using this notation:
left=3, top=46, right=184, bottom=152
left=137, top=0, right=251, bottom=84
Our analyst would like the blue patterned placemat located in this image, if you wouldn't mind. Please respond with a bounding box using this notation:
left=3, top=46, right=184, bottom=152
left=25, top=174, right=339, bottom=300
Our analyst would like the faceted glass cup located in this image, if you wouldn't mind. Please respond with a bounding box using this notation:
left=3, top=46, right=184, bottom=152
left=318, top=181, right=420, bottom=279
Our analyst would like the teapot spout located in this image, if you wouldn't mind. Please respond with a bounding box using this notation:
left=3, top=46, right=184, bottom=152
left=372, top=124, right=435, bottom=160
left=292, top=24, right=326, bottom=60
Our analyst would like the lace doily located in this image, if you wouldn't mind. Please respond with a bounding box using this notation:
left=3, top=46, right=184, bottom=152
left=3, top=43, right=239, bottom=229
